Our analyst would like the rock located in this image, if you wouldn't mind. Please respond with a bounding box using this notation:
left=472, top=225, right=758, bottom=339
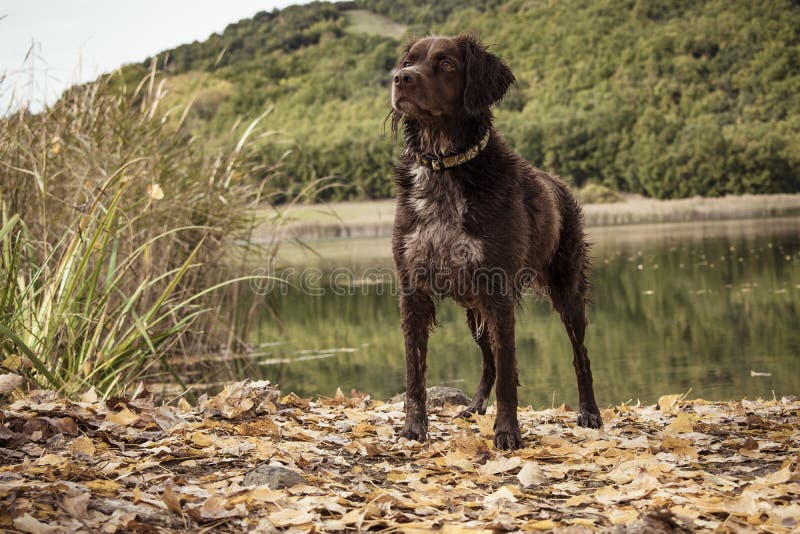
left=390, top=386, right=470, bottom=409
left=243, top=465, right=306, bottom=489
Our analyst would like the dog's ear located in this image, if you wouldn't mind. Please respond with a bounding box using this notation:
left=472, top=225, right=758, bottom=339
left=459, top=33, right=515, bottom=115
left=399, top=37, right=419, bottom=63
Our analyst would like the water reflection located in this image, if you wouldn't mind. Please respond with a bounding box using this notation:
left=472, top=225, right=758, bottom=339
left=242, top=218, right=800, bottom=406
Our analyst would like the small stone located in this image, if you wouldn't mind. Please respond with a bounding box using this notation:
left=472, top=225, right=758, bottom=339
left=390, top=386, right=470, bottom=409
left=243, top=465, right=306, bottom=489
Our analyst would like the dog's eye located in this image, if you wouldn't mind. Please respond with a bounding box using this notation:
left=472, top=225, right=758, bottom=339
left=440, top=59, right=455, bottom=71
left=401, top=61, right=412, bottom=68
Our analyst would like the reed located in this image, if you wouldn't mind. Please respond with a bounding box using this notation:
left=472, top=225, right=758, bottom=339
left=0, top=61, right=281, bottom=397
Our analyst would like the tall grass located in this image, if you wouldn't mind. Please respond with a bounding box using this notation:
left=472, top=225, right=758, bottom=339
left=0, top=61, right=279, bottom=397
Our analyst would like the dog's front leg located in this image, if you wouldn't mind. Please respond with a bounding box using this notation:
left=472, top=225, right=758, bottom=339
left=399, top=289, right=436, bottom=442
left=486, top=300, right=523, bottom=450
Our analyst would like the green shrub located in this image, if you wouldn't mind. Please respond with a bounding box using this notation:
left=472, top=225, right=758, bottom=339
left=576, top=183, right=624, bottom=205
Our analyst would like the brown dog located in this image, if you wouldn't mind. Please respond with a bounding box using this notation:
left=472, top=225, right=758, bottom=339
left=390, top=33, right=602, bottom=450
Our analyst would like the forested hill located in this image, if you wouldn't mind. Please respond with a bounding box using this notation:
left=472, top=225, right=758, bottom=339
left=117, top=0, right=800, bottom=201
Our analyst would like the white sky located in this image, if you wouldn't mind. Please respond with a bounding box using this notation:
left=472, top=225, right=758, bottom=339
left=0, top=0, right=314, bottom=112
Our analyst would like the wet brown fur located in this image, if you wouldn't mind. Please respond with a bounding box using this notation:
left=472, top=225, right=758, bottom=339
left=390, top=34, right=602, bottom=450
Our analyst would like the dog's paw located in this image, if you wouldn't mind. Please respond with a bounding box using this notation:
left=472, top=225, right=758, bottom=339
left=399, top=419, right=428, bottom=443
left=493, top=429, right=523, bottom=450
left=455, top=404, right=486, bottom=419
left=577, top=410, right=603, bottom=429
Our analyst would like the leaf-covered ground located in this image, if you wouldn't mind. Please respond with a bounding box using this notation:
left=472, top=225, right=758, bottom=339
left=1, top=381, right=798, bottom=533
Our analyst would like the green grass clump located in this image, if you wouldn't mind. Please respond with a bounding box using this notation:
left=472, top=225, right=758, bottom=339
left=0, top=65, right=277, bottom=397
left=577, top=183, right=623, bottom=205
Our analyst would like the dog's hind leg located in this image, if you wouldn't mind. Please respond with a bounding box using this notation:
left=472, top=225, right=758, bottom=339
left=551, top=287, right=603, bottom=428
left=457, top=308, right=495, bottom=418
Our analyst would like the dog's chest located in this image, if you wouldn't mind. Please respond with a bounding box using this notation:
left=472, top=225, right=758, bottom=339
left=401, top=164, right=484, bottom=278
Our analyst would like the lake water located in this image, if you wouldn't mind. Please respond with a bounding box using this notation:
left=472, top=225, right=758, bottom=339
left=237, top=217, right=800, bottom=408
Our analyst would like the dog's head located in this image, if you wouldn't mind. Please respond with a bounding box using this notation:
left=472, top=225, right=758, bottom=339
left=391, top=33, right=515, bottom=122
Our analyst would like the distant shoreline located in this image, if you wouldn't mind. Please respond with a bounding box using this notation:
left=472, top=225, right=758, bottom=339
left=254, top=193, right=800, bottom=243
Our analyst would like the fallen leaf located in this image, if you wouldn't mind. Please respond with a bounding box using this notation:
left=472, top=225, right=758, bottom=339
left=268, top=508, right=317, bottom=527
left=239, top=417, right=282, bottom=439
left=478, top=455, right=521, bottom=476
left=660, top=434, right=698, bottom=458
left=0, top=372, right=22, bottom=394
left=441, top=525, right=493, bottom=534
left=665, top=412, right=695, bottom=434
left=483, top=485, right=518, bottom=506
left=525, top=519, right=559, bottom=530
left=13, top=513, right=61, bottom=533
left=85, top=479, right=121, bottom=495
left=162, top=484, right=183, bottom=516
left=516, top=462, right=547, bottom=487
left=1, top=354, right=22, bottom=371
left=194, top=496, right=243, bottom=519
left=105, top=405, right=140, bottom=426
left=62, top=492, right=90, bottom=518
left=753, top=465, right=792, bottom=486
left=608, top=507, right=639, bottom=525
left=190, top=431, right=213, bottom=448
left=36, top=453, right=65, bottom=466
left=69, top=436, right=96, bottom=456
left=658, top=393, right=683, bottom=412
left=147, top=183, right=164, bottom=200
left=450, top=432, right=490, bottom=456
left=439, top=450, right=474, bottom=471
left=80, top=388, right=98, bottom=404
left=472, top=414, right=495, bottom=438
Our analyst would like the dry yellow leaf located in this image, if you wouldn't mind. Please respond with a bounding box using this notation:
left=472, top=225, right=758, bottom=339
left=608, top=507, right=639, bottom=525
left=450, top=432, right=490, bottom=456
left=665, top=412, right=695, bottom=434
left=483, top=485, right=518, bottom=506
left=441, top=525, right=493, bottom=534
left=658, top=393, right=683, bottom=412
left=190, top=431, right=213, bottom=448
left=660, top=434, right=698, bottom=458
left=162, top=484, right=183, bottom=515
left=69, top=436, right=96, bottom=456
left=105, top=406, right=140, bottom=426
left=85, top=479, right=121, bottom=495
left=34, top=453, right=64, bottom=466
left=471, top=414, right=496, bottom=438
left=516, top=462, right=547, bottom=487
left=753, top=465, right=792, bottom=486
left=478, top=455, right=521, bottom=476
left=525, top=519, right=559, bottom=530
left=268, top=508, right=317, bottom=527
left=196, top=496, right=242, bottom=519
left=568, top=517, right=598, bottom=527
left=438, top=451, right=474, bottom=471
left=80, top=388, right=98, bottom=404
left=340, top=508, right=366, bottom=527
left=565, top=494, right=594, bottom=507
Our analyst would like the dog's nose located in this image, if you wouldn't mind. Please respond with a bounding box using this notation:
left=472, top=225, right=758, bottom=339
left=393, top=69, right=414, bottom=86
